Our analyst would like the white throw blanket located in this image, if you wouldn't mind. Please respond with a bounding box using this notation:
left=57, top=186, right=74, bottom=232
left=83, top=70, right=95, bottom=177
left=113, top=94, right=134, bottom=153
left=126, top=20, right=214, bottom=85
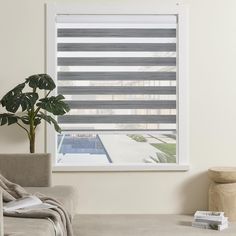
left=0, top=174, right=73, bottom=236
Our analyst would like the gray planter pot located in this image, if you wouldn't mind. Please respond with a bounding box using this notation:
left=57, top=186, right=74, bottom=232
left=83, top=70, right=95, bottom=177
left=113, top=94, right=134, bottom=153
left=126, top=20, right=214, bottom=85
left=0, top=153, right=52, bottom=187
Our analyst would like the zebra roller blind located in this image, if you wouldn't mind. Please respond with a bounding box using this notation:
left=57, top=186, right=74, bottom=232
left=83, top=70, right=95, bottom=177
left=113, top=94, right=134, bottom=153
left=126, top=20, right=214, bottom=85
left=56, top=15, right=177, bottom=132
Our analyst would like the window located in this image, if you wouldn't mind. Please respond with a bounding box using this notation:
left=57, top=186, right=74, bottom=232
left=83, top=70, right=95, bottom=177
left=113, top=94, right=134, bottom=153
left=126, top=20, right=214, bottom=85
left=47, top=4, right=188, bottom=171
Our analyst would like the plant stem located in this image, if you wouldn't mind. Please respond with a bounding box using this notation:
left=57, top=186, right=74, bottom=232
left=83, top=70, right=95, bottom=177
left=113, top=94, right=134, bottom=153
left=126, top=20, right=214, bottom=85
left=29, top=129, right=35, bottom=153
left=16, top=122, right=30, bottom=138
left=29, top=93, right=36, bottom=153
left=29, top=118, right=36, bottom=153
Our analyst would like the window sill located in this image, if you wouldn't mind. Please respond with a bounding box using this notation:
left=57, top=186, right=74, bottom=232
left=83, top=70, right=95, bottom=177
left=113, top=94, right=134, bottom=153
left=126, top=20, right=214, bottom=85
left=52, top=164, right=189, bottom=172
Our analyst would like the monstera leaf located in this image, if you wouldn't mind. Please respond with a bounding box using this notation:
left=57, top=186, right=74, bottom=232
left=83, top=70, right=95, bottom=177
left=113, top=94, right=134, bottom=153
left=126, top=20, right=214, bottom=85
left=0, top=83, right=38, bottom=113
left=0, top=113, right=18, bottom=126
left=36, top=112, right=61, bottom=133
left=25, top=74, right=56, bottom=90
left=1, top=83, right=25, bottom=112
left=36, top=95, right=70, bottom=115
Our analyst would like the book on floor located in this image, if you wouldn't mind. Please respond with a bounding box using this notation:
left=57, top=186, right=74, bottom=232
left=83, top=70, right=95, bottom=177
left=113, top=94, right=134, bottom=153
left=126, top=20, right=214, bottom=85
left=3, top=195, right=57, bottom=213
left=192, top=220, right=228, bottom=231
left=194, top=211, right=224, bottom=221
left=192, top=211, right=228, bottom=231
left=194, top=216, right=228, bottom=225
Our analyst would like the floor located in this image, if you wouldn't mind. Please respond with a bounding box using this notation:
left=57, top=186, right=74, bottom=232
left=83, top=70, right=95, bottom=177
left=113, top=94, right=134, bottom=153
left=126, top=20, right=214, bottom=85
left=72, top=214, right=236, bottom=236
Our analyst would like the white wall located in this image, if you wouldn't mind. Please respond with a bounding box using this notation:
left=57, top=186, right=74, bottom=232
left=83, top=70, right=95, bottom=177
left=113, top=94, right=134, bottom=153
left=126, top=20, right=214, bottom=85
left=1, top=0, right=236, bottom=214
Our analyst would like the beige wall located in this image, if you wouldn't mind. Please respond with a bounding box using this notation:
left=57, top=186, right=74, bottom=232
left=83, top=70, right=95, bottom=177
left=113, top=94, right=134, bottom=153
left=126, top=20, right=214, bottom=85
left=1, top=0, right=236, bottom=214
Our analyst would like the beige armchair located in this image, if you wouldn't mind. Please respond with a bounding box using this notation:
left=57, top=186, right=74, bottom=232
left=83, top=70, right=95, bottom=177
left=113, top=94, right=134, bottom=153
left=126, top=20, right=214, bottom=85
left=0, top=154, right=78, bottom=236
left=0, top=188, right=3, bottom=236
left=0, top=153, right=52, bottom=236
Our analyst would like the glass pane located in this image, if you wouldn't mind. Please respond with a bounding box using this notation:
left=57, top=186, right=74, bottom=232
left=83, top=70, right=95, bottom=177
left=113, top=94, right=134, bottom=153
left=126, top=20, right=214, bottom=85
left=56, top=15, right=178, bottom=167
left=57, top=132, right=176, bottom=165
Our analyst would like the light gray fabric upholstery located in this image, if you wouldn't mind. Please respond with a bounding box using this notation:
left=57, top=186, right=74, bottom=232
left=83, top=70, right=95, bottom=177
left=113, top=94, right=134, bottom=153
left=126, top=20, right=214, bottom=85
left=0, top=189, right=3, bottom=236
left=0, top=173, right=74, bottom=236
left=0, top=154, right=52, bottom=187
left=0, top=154, right=79, bottom=236
left=25, top=186, right=78, bottom=218
left=4, top=217, right=55, bottom=236
left=3, top=186, right=78, bottom=236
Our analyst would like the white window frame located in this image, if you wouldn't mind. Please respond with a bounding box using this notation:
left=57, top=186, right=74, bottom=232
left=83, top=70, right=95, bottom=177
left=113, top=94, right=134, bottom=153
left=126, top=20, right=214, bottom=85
left=46, top=3, right=189, bottom=172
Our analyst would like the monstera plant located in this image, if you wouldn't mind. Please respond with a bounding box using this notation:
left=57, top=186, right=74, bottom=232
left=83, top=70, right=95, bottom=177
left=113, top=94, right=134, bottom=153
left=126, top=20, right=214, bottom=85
left=0, top=74, right=70, bottom=153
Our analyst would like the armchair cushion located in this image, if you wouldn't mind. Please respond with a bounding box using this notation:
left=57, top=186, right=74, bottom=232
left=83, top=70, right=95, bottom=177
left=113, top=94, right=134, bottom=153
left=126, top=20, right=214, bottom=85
left=25, top=185, right=78, bottom=218
left=4, top=186, right=78, bottom=236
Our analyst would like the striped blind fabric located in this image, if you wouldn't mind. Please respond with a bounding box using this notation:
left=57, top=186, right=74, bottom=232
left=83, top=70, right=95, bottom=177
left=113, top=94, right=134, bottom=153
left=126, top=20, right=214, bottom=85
left=56, top=15, right=177, bottom=132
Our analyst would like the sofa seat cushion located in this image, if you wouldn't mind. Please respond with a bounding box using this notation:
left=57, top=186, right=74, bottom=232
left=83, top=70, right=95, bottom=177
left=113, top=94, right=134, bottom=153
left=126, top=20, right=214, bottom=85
left=25, top=185, right=78, bottom=218
left=4, top=216, right=55, bottom=236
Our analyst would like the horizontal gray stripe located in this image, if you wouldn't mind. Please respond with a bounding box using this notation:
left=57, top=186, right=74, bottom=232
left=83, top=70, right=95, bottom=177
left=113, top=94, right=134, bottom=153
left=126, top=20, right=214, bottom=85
left=58, top=57, right=176, bottom=66
left=61, top=129, right=176, bottom=132
left=67, top=100, right=176, bottom=109
left=58, top=115, right=176, bottom=124
left=58, top=86, right=176, bottom=95
left=58, top=28, right=176, bottom=38
left=58, top=43, right=176, bottom=52
left=58, top=72, right=176, bottom=81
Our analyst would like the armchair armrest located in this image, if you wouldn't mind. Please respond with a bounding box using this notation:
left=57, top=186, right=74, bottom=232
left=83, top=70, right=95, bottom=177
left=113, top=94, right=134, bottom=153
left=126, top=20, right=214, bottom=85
left=0, top=154, right=52, bottom=187
left=0, top=188, right=3, bottom=236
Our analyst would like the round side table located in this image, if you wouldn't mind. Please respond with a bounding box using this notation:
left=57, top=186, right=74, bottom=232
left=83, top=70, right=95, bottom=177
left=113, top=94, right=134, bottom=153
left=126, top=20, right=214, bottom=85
left=208, top=167, right=236, bottom=221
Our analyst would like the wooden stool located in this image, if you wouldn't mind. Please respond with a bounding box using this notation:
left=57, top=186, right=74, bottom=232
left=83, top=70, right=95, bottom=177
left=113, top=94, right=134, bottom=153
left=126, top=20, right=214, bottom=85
left=208, top=167, right=236, bottom=221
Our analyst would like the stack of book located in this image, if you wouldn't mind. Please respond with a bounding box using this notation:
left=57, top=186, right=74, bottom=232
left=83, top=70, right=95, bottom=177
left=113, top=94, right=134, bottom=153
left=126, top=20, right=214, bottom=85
left=192, top=211, right=228, bottom=231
